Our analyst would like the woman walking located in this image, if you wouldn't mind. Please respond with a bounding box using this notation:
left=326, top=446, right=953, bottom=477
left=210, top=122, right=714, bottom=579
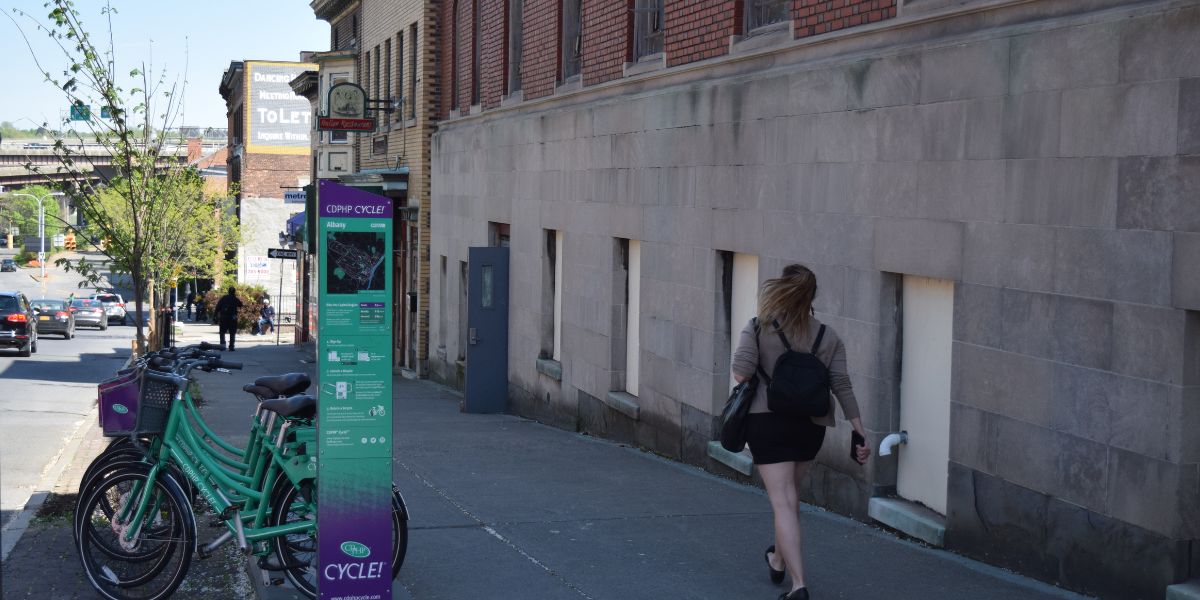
left=732, top=264, right=870, bottom=600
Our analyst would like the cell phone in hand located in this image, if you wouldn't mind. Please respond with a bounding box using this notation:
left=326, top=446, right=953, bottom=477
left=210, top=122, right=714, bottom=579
left=851, top=431, right=866, bottom=465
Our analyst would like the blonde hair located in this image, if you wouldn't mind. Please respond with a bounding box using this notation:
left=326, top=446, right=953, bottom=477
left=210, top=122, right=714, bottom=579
left=757, top=264, right=817, bottom=338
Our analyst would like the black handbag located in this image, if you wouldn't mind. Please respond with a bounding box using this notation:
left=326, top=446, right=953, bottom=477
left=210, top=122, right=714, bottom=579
left=719, top=375, right=757, bottom=453
left=719, top=319, right=761, bottom=452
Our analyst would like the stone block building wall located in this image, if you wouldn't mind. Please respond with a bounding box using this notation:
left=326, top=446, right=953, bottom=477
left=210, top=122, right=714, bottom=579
left=430, top=0, right=1200, bottom=597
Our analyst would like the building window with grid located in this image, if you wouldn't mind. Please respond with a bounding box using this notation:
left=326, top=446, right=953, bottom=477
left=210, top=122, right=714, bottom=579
left=507, top=0, right=523, bottom=94
left=452, top=1, right=460, bottom=110
left=632, top=0, right=663, bottom=60
left=472, top=0, right=482, bottom=105
left=409, top=23, right=418, bottom=119
left=394, top=33, right=404, bottom=122
left=384, top=40, right=392, bottom=108
left=744, top=0, right=789, bottom=32
left=373, top=46, right=381, bottom=101
left=561, top=0, right=581, bottom=81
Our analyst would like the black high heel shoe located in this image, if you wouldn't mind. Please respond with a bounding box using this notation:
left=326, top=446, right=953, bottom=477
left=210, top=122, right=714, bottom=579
left=777, top=588, right=809, bottom=600
left=764, top=545, right=785, bottom=585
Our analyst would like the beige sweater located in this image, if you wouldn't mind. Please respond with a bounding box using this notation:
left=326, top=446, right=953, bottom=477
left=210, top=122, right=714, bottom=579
left=731, top=317, right=860, bottom=427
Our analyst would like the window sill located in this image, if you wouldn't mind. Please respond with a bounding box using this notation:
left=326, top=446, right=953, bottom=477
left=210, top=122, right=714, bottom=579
left=555, top=78, right=582, bottom=95
left=469, top=104, right=482, bottom=116
left=623, top=53, right=666, bottom=78
left=404, top=118, right=417, bottom=128
left=500, top=90, right=524, bottom=108
left=536, top=357, right=562, bottom=381
left=729, top=21, right=793, bottom=55
left=448, top=108, right=462, bottom=119
left=603, top=391, right=640, bottom=420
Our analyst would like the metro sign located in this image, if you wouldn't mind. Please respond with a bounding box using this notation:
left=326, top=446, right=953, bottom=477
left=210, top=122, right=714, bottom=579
left=318, top=116, right=375, bottom=132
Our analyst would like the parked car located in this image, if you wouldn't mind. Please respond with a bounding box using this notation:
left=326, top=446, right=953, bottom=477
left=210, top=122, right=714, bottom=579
left=71, top=298, right=107, bottom=330
left=0, top=291, right=37, bottom=356
left=90, top=292, right=126, bottom=324
left=0, top=258, right=15, bottom=272
left=31, top=299, right=74, bottom=339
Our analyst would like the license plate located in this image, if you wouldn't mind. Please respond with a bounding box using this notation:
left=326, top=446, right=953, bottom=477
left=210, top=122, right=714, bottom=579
left=39, top=316, right=49, bottom=321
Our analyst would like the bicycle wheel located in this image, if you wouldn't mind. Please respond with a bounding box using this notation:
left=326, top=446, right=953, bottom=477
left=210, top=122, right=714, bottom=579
left=269, top=479, right=409, bottom=598
left=77, top=467, right=195, bottom=600
left=75, top=455, right=195, bottom=554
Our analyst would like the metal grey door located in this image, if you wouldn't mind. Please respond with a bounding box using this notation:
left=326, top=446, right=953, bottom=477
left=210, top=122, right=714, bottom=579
left=464, top=246, right=509, bottom=413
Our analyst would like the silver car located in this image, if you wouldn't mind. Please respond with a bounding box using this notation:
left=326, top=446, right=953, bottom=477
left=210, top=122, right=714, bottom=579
left=71, top=298, right=108, bottom=330
left=91, top=292, right=127, bottom=324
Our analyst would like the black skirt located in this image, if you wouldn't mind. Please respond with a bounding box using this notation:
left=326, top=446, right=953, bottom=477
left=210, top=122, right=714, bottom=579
left=745, top=413, right=826, bottom=465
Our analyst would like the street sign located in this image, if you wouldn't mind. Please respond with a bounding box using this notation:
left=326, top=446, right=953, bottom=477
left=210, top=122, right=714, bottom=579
left=69, top=102, right=91, bottom=121
left=100, top=106, right=112, bottom=119
left=36, top=251, right=45, bottom=262
left=268, top=248, right=299, bottom=260
left=318, top=116, right=375, bottom=131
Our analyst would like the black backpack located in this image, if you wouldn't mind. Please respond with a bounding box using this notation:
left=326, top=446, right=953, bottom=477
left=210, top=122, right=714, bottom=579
left=756, top=319, right=830, bottom=418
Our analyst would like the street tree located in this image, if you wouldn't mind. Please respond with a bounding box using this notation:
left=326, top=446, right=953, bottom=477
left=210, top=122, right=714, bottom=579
left=0, top=184, right=62, bottom=239
left=5, top=1, right=222, bottom=351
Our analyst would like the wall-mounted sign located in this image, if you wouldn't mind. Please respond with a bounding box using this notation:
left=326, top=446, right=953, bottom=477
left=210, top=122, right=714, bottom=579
left=245, top=61, right=317, bottom=155
left=328, top=82, right=367, bottom=119
left=284, top=190, right=307, bottom=203
left=319, top=82, right=374, bottom=132
left=317, top=181, right=394, bottom=600
left=244, top=255, right=270, bottom=280
left=317, top=116, right=375, bottom=132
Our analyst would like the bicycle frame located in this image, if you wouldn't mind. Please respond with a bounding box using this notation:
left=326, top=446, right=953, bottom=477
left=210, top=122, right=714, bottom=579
left=120, top=373, right=317, bottom=550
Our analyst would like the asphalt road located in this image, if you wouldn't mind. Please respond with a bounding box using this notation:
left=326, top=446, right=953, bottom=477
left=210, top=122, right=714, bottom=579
left=0, top=249, right=134, bottom=530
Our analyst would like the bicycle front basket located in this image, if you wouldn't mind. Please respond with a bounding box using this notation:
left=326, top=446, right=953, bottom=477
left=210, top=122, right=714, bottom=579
left=98, top=371, right=140, bottom=437
left=134, top=371, right=182, bottom=436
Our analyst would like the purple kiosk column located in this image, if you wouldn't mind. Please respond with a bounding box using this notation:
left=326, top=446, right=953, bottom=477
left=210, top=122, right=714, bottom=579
left=317, top=181, right=394, bottom=599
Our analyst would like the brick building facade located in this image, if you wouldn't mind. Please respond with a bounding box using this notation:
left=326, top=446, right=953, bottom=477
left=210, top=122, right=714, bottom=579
left=219, top=59, right=315, bottom=309
left=308, top=0, right=439, bottom=374
left=430, top=0, right=1200, bottom=598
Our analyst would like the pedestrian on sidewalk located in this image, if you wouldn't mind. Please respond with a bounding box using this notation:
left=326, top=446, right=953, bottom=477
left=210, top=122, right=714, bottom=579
left=214, top=287, right=243, bottom=351
left=731, top=264, right=871, bottom=600
left=184, top=290, right=194, bottom=320
left=254, top=298, right=275, bottom=336
left=195, top=291, right=207, bottom=322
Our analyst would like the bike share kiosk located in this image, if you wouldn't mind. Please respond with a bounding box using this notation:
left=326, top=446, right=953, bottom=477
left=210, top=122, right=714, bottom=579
left=317, top=181, right=394, bottom=599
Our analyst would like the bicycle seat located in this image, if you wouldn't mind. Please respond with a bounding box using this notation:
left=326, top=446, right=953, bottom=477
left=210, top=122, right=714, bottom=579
left=243, top=384, right=277, bottom=398
left=253, top=373, right=311, bottom=397
left=260, top=394, right=317, bottom=419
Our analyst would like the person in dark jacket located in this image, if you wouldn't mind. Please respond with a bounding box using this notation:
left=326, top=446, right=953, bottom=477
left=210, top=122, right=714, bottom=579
left=214, top=287, right=243, bottom=351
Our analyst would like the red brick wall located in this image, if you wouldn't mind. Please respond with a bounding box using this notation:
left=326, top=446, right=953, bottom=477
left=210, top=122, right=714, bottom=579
left=519, top=0, right=560, bottom=100
left=480, top=0, right=508, bottom=109
left=794, top=0, right=896, bottom=38
left=241, top=154, right=308, bottom=199
left=437, top=0, right=899, bottom=116
left=581, top=0, right=630, bottom=86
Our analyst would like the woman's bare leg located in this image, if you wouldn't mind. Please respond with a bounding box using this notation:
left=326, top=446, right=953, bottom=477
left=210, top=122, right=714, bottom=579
left=759, top=461, right=805, bottom=592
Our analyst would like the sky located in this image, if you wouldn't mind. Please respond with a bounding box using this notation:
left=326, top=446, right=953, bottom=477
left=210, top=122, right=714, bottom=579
left=0, top=1, right=329, bottom=130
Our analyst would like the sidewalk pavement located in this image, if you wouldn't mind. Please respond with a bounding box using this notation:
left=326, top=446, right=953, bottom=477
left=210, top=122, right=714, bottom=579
left=2, top=321, right=1096, bottom=600
left=178, top=322, right=1092, bottom=600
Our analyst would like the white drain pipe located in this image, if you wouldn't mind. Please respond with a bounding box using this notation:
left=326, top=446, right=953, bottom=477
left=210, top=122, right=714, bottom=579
left=879, top=431, right=908, bottom=456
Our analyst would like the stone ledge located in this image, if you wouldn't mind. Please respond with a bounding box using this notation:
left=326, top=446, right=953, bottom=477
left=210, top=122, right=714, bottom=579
left=535, top=358, right=562, bottom=381
left=603, top=391, right=639, bottom=420
left=868, top=497, right=947, bottom=547
left=707, top=441, right=753, bottom=476
left=1168, top=580, right=1200, bottom=600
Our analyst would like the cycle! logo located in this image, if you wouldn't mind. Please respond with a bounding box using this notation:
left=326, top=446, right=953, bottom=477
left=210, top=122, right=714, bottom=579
left=340, top=540, right=371, bottom=558
left=112, top=404, right=129, bottom=414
